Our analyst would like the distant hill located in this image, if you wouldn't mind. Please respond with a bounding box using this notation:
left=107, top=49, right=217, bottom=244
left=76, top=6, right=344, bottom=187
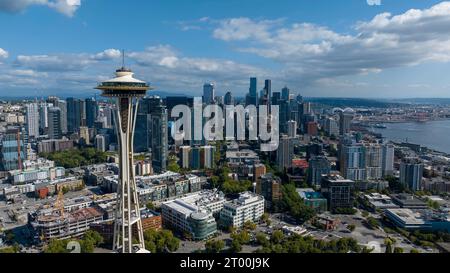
left=305, top=97, right=406, bottom=108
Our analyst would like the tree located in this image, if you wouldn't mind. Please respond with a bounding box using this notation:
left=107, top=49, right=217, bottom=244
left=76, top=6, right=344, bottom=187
left=243, top=221, right=257, bottom=231
left=146, top=201, right=155, bottom=210
left=205, top=240, right=225, bottom=253
left=143, top=229, right=179, bottom=253
left=394, top=247, right=404, bottom=253
left=347, top=224, right=356, bottom=232
left=256, top=233, right=270, bottom=247
left=167, top=158, right=181, bottom=173
left=210, top=176, right=220, bottom=189
left=281, top=184, right=316, bottom=222
left=231, top=230, right=250, bottom=245
left=410, top=249, right=420, bottom=253
left=222, top=179, right=252, bottom=195
left=366, top=217, right=379, bottom=230
left=271, top=230, right=284, bottom=244
left=361, top=211, right=369, bottom=218
left=230, top=239, right=242, bottom=253
left=261, top=213, right=269, bottom=223
left=44, top=239, right=69, bottom=253
left=83, top=230, right=104, bottom=251
left=384, top=238, right=394, bottom=253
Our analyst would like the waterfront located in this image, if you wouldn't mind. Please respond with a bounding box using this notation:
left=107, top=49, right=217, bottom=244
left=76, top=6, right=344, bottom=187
left=373, top=119, right=450, bottom=154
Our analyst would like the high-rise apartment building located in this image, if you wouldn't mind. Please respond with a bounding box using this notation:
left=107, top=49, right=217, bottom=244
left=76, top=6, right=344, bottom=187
left=25, top=103, right=40, bottom=138
left=203, top=83, right=215, bottom=104
left=400, top=158, right=424, bottom=191
left=47, top=107, right=62, bottom=140
left=276, top=135, right=293, bottom=171
left=308, top=156, right=331, bottom=186
left=382, top=143, right=395, bottom=176
left=339, top=142, right=366, bottom=181
left=339, top=111, right=353, bottom=135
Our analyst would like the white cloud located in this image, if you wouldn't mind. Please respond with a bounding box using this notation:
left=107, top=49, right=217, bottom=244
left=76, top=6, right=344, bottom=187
left=127, top=45, right=267, bottom=92
left=213, top=17, right=283, bottom=41
left=367, top=0, right=381, bottom=6
left=91, top=49, right=121, bottom=61
left=211, top=2, right=450, bottom=86
left=13, top=49, right=122, bottom=72
left=0, top=48, right=8, bottom=59
left=0, top=0, right=81, bottom=17
left=11, top=69, right=48, bottom=77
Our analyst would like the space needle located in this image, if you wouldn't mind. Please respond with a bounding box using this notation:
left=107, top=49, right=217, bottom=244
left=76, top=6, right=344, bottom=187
left=95, top=53, right=152, bottom=253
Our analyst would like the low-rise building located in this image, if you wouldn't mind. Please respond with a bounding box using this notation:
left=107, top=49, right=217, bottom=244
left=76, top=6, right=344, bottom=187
left=161, top=190, right=226, bottom=240
left=385, top=208, right=450, bottom=232
left=297, top=188, right=327, bottom=213
left=362, top=193, right=399, bottom=212
left=390, top=194, right=428, bottom=209
left=220, top=192, right=265, bottom=229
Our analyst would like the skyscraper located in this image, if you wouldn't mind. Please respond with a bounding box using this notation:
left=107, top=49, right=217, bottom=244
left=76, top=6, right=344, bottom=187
left=339, top=111, right=353, bottom=135
left=281, top=86, right=290, bottom=101
left=201, top=145, right=215, bottom=169
left=150, top=98, right=168, bottom=173
left=95, top=134, right=107, bottom=152
left=246, top=77, right=258, bottom=106
left=47, top=97, right=67, bottom=134
left=264, top=79, right=272, bottom=112
left=400, top=158, right=424, bottom=191
left=179, top=146, right=191, bottom=169
left=66, top=97, right=82, bottom=133
left=308, top=156, right=331, bottom=186
left=276, top=135, right=293, bottom=171
left=203, top=83, right=215, bottom=104
left=79, top=126, right=90, bottom=145
left=39, top=102, right=48, bottom=134
left=324, top=117, right=339, bottom=137
left=134, top=96, right=168, bottom=172
left=382, top=143, right=395, bottom=177
left=339, top=142, right=366, bottom=181
left=224, top=91, right=234, bottom=105
left=25, top=103, right=40, bottom=138
left=47, top=107, right=62, bottom=140
left=287, top=120, right=297, bottom=138
left=0, top=128, right=26, bottom=171
left=364, top=143, right=383, bottom=180
left=96, top=63, right=151, bottom=253
left=85, top=98, right=98, bottom=128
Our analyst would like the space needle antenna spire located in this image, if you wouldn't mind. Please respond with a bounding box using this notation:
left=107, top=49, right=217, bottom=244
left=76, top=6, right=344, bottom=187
left=122, top=49, right=125, bottom=69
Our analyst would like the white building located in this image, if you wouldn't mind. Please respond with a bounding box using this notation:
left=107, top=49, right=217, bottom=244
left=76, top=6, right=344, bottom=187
left=220, top=191, right=265, bottom=228
left=95, top=134, right=106, bottom=152
left=26, top=103, right=40, bottom=138
left=9, top=167, right=65, bottom=185
left=180, top=146, right=191, bottom=169
left=276, top=135, right=293, bottom=170
left=202, top=145, right=215, bottom=169
left=161, top=190, right=225, bottom=240
left=287, top=120, right=297, bottom=138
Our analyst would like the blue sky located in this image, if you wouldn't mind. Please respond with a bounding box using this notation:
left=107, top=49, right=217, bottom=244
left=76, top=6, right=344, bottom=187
left=0, top=0, right=450, bottom=98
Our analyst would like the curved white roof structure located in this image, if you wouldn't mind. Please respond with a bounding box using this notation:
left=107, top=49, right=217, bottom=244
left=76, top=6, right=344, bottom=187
left=103, top=69, right=146, bottom=84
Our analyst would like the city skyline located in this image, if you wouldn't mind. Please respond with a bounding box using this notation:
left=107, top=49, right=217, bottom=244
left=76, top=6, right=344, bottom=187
left=1, top=0, right=450, bottom=98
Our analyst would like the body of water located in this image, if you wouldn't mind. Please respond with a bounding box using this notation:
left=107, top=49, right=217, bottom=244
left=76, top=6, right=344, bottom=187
left=372, top=119, right=450, bottom=154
